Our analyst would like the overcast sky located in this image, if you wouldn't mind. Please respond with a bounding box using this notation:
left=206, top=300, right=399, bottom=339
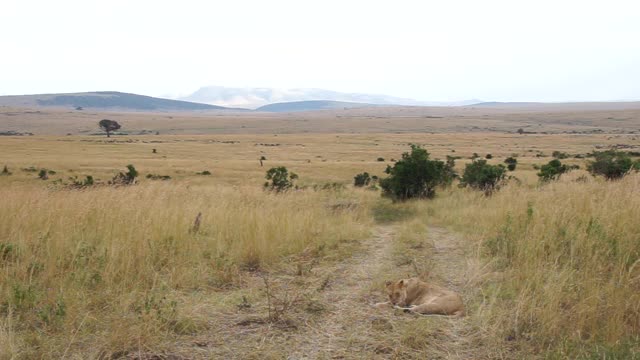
left=1, top=0, right=639, bottom=102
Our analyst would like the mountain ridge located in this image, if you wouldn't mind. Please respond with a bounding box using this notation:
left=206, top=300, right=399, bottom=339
left=0, top=91, right=244, bottom=111
left=255, top=100, right=379, bottom=112
left=179, top=86, right=481, bottom=109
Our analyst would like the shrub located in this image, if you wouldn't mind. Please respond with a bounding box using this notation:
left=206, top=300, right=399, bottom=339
left=38, top=169, right=49, bottom=180
left=146, top=174, right=171, bottom=181
left=110, top=164, right=138, bottom=185
left=587, top=150, right=637, bottom=180
left=379, top=145, right=451, bottom=201
left=504, top=157, right=518, bottom=171
left=353, top=172, right=371, bottom=187
left=197, top=170, right=212, bottom=176
left=1, top=165, right=10, bottom=176
left=444, top=155, right=459, bottom=185
left=471, top=153, right=480, bottom=160
left=485, top=154, right=493, bottom=159
left=68, top=175, right=94, bottom=189
left=377, top=157, right=385, bottom=162
left=460, top=159, right=506, bottom=195
left=264, top=166, right=298, bottom=192
left=538, top=159, right=571, bottom=182
left=552, top=151, right=569, bottom=159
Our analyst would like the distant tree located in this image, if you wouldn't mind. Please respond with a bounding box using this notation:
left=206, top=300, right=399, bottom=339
left=485, top=154, right=493, bottom=159
left=504, top=157, right=518, bottom=171
left=460, top=159, right=506, bottom=195
left=75, top=106, right=83, bottom=111
left=377, top=157, right=385, bottom=162
left=517, top=128, right=525, bottom=135
left=1, top=165, right=10, bottom=176
left=98, top=119, right=121, bottom=138
left=588, top=150, right=637, bottom=180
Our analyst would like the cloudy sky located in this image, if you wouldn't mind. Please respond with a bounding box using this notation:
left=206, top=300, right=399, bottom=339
left=1, top=0, right=639, bottom=102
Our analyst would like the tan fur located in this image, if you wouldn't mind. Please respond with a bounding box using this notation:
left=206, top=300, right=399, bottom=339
left=375, top=277, right=464, bottom=316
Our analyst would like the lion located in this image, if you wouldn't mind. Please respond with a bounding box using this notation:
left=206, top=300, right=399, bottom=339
left=375, top=277, right=464, bottom=316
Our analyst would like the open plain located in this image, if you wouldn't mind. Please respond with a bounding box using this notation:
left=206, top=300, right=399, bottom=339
left=1, top=105, right=639, bottom=359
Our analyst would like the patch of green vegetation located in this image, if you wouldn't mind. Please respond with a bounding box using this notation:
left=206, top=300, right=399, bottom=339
left=372, top=200, right=417, bottom=224
left=146, top=174, right=172, bottom=181
left=545, top=337, right=640, bottom=360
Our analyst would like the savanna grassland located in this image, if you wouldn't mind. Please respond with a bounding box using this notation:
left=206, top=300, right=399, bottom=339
left=1, top=107, right=640, bottom=359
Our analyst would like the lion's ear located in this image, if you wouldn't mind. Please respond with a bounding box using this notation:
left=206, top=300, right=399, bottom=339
left=385, top=280, right=392, bottom=287
left=398, top=279, right=405, bottom=288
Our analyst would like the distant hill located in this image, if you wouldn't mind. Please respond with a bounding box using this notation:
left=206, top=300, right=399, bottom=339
left=179, top=86, right=480, bottom=109
left=255, top=100, right=377, bottom=112
left=0, top=91, right=242, bottom=111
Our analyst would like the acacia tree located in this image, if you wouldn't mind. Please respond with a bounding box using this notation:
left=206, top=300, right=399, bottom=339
left=99, top=119, right=121, bottom=138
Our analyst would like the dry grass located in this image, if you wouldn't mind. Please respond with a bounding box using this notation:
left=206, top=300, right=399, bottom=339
left=2, top=105, right=640, bottom=135
left=1, top=130, right=640, bottom=358
left=0, top=183, right=372, bottom=358
left=418, top=172, right=640, bottom=357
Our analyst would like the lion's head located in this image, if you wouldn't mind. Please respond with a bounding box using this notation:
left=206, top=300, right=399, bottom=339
left=385, top=279, right=408, bottom=306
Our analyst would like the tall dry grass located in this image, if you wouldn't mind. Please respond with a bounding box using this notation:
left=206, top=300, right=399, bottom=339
left=0, top=182, right=372, bottom=357
left=420, top=172, right=640, bottom=355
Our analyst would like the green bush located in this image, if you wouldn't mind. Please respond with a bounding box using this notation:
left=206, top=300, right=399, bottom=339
left=485, top=154, right=493, bottom=159
left=379, top=145, right=451, bottom=201
left=38, top=169, right=49, bottom=180
left=353, top=172, right=371, bottom=187
left=264, top=166, right=298, bottom=192
left=537, top=159, right=573, bottom=182
left=552, top=151, right=569, bottom=159
left=110, top=164, right=138, bottom=185
left=196, top=170, right=212, bottom=176
left=504, top=157, right=518, bottom=171
left=69, top=175, right=95, bottom=188
left=377, top=157, right=385, bottom=162
left=587, top=150, right=637, bottom=180
left=460, top=159, right=506, bottom=195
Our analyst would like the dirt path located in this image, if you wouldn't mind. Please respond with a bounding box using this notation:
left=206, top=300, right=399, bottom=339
left=283, top=225, right=485, bottom=359
left=285, top=225, right=397, bottom=359
left=188, top=224, right=490, bottom=359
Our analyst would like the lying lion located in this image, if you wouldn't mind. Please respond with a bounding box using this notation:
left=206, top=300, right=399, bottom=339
left=375, top=277, right=464, bottom=316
